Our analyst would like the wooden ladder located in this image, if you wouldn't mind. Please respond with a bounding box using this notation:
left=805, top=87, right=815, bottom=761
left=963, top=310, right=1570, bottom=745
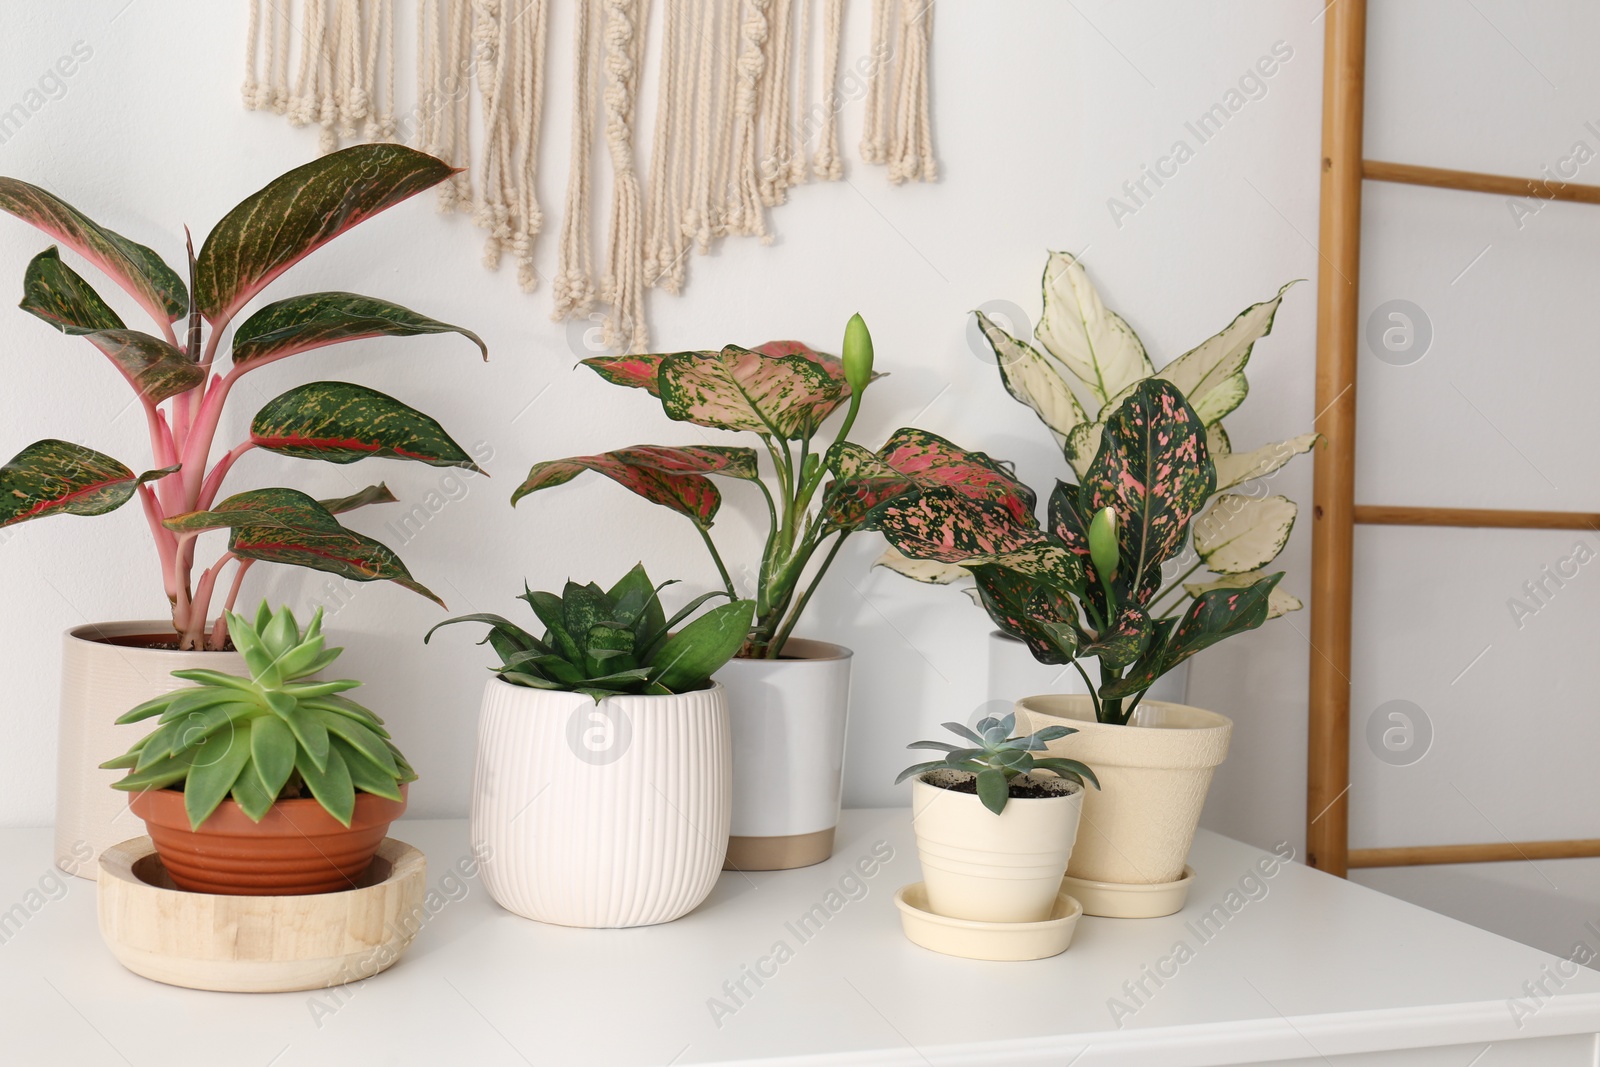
left=1307, top=0, right=1600, bottom=876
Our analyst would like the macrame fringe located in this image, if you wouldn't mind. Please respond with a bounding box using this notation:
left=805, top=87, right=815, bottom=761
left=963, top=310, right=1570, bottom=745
left=242, top=0, right=937, bottom=352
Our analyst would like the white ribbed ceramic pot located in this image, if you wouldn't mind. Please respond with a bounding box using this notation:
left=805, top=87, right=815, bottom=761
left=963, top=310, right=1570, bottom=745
left=713, top=639, right=852, bottom=871
left=1015, top=695, right=1231, bottom=886
left=470, top=677, right=731, bottom=928
left=911, top=771, right=1083, bottom=923
left=57, top=622, right=247, bottom=880
left=986, top=631, right=1189, bottom=707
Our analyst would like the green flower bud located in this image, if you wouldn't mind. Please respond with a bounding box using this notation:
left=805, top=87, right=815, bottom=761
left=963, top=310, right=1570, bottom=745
left=843, top=313, right=874, bottom=394
left=1089, top=506, right=1119, bottom=581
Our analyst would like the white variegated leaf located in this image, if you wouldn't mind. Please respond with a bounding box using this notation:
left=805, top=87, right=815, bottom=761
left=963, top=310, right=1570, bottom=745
left=1066, top=420, right=1100, bottom=478
left=1158, top=281, right=1296, bottom=424
left=1184, top=569, right=1303, bottom=618
left=872, top=545, right=971, bottom=585
left=1206, top=422, right=1232, bottom=458
left=1035, top=251, right=1152, bottom=406
left=1192, top=494, right=1298, bottom=573
left=975, top=310, right=1087, bottom=449
left=1215, top=433, right=1319, bottom=491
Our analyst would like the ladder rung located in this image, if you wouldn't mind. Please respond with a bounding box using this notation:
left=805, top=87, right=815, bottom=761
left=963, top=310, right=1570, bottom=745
left=1363, top=159, right=1600, bottom=205
left=1354, top=505, right=1600, bottom=531
left=1350, top=839, right=1600, bottom=868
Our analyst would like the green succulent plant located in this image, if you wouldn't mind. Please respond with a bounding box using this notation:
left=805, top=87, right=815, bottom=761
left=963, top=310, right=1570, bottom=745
left=896, top=712, right=1099, bottom=815
left=102, top=602, right=415, bottom=830
left=426, top=563, right=755, bottom=700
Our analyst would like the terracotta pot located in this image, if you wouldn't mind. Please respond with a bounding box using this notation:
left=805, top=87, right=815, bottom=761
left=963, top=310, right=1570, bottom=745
left=130, top=786, right=406, bottom=896
left=471, top=678, right=730, bottom=928
left=1015, top=695, right=1231, bottom=886
left=910, top=770, right=1084, bottom=923
left=713, top=639, right=852, bottom=871
left=57, top=622, right=248, bottom=879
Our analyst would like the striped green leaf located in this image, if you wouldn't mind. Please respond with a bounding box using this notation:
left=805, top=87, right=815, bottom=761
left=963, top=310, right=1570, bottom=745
left=231, top=291, right=486, bottom=368
left=83, top=329, right=206, bottom=404
left=0, top=439, right=176, bottom=528
left=250, top=381, right=481, bottom=470
left=19, top=246, right=125, bottom=335
left=512, top=446, right=758, bottom=529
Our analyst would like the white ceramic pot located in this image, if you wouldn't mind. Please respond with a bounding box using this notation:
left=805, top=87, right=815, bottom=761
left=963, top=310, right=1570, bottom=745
left=57, top=622, right=247, bottom=880
left=470, top=677, right=730, bottom=928
left=986, top=630, right=1189, bottom=708
left=1015, top=695, right=1231, bottom=886
left=910, top=770, right=1084, bottom=923
left=713, top=639, right=852, bottom=871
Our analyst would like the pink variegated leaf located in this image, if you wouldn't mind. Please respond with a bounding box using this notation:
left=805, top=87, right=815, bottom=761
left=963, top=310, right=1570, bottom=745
left=820, top=443, right=916, bottom=529
left=582, top=352, right=672, bottom=396
left=874, top=427, right=1035, bottom=522
left=1076, top=603, right=1152, bottom=671
left=1100, top=572, right=1281, bottom=699
left=1081, top=378, right=1214, bottom=604
left=874, top=487, right=1082, bottom=588
left=971, top=565, right=1077, bottom=664
left=658, top=345, right=847, bottom=439
left=511, top=446, right=757, bottom=529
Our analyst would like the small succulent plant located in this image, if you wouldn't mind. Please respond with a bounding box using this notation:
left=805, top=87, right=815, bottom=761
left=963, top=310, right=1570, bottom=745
left=426, top=563, right=754, bottom=700
left=102, top=602, right=415, bottom=830
left=896, top=712, right=1099, bottom=815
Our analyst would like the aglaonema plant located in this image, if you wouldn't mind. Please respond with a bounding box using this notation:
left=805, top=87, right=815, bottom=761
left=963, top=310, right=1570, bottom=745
left=0, top=144, right=486, bottom=650
left=871, top=377, right=1306, bottom=726
left=511, top=315, right=1025, bottom=658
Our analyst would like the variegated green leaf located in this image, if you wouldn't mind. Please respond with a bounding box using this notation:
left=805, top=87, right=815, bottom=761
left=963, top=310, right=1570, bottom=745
left=1035, top=251, right=1152, bottom=406
left=511, top=446, right=757, bottom=528
left=250, top=381, right=481, bottom=470
left=19, top=247, right=125, bottom=335
left=197, top=144, right=454, bottom=324
left=871, top=545, right=970, bottom=585
left=971, top=565, right=1077, bottom=664
left=874, top=487, right=1083, bottom=588
left=1157, top=282, right=1296, bottom=426
left=1081, top=379, right=1214, bottom=603
left=1214, top=433, right=1319, bottom=491
left=825, top=428, right=1036, bottom=531
left=83, top=329, right=206, bottom=404
left=0, top=177, right=186, bottom=322
left=976, top=309, right=1088, bottom=452
left=1192, top=494, right=1297, bottom=573
left=319, top=483, right=398, bottom=514
left=1101, top=573, right=1282, bottom=699
left=1077, top=603, right=1152, bottom=671
left=658, top=344, right=846, bottom=439
left=0, top=439, right=176, bottom=528
left=230, top=291, right=486, bottom=368
left=1184, top=569, right=1303, bottom=618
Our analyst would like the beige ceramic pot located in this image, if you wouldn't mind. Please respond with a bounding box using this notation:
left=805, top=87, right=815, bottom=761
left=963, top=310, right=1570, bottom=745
left=910, top=770, right=1083, bottom=923
left=57, top=622, right=247, bottom=879
left=1015, top=694, right=1231, bottom=885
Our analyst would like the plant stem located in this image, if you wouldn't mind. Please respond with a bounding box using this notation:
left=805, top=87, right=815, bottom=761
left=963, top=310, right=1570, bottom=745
left=769, top=532, right=847, bottom=655
left=1071, top=659, right=1101, bottom=721
left=198, top=441, right=256, bottom=511
left=696, top=524, right=737, bottom=598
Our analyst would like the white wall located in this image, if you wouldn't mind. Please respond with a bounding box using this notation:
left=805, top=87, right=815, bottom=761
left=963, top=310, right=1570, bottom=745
left=1, top=0, right=1592, bottom=960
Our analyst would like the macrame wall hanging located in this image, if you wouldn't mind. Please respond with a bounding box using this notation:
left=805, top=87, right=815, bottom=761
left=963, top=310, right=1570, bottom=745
left=242, top=0, right=937, bottom=350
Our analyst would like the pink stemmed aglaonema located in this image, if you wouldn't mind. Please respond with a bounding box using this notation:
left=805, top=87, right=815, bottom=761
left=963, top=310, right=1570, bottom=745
left=0, top=144, right=486, bottom=650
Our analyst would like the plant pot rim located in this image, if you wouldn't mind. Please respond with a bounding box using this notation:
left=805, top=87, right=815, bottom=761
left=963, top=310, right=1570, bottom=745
left=483, top=675, right=727, bottom=702
left=65, top=620, right=231, bottom=650
left=131, top=785, right=407, bottom=836
left=914, top=769, right=1083, bottom=801
left=1017, top=693, right=1232, bottom=732
left=732, top=637, right=853, bottom=662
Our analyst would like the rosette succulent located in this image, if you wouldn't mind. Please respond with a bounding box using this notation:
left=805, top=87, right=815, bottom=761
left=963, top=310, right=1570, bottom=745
left=897, top=712, right=1099, bottom=815
left=102, top=602, right=415, bottom=830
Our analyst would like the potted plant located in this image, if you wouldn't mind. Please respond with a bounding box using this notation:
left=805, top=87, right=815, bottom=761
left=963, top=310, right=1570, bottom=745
left=100, top=603, right=413, bottom=895
left=898, top=712, right=1096, bottom=924
left=0, top=143, right=485, bottom=872
left=427, top=564, right=753, bottom=927
left=510, top=315, right=1019, bottom=870
left=879, top=251, right=1316, bottom=710
left=872, top=373, right=1312, bottom=909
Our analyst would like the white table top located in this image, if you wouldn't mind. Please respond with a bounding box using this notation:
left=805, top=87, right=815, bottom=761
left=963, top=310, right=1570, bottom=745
left=2, top=810, right=1598, bottom=1066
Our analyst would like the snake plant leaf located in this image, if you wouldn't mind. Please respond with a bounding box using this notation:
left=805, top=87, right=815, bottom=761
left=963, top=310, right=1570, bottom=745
left=318, top=482, right=399, bottom=514
left=1184, top=569, right=1303, bottom=618
left=1157, top=281, right=1296, bottom=426
left=0, top=439, right=176, bottom=528
left=582, top=352, right=668, bottom=395
left=607, top=562, right=668, bottom=644
left=1102, top=572, right=1283, bottom=699
left=1192, top=494, right=1298, bottom=574
left=295, top=744, right=355, bottom=827
left=972, top=565, right=1077, bottom=664
left=196, top=144, right=454, bottom=325
left=657, top=345, right=846, bottom=439
left=560, top=581, right=612, bottom=651
left=975, top=309, right=1088, bottom=452
left=1081, top=379, right=1214, bottom=604
left=648, top=598, right=755, bottom=693
left=871, top=545, right=970, bottom=585
left=19, top=247, right=125, bottom=334
left=512, top=448, right=744, bottom=529
left=163, top=488, right=444, bottom=606
left=83, top=329, right=206, bottom=404
left=1078, top=603, right=1153, bottom=671
left=1213, top=433, right=1319, bottom=492
left=230, top=291, right=486, bottom=369
left=1035, top=251, right=1153, bottom=406
left=251, top=381, right=482, bottom=470
left=183, top=718, right=255, bottom=830
left=0, top=177, right=187, bottom=322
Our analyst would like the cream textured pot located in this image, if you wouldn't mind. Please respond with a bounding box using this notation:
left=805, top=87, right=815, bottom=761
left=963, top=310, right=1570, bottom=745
left=986, top=631, right=1188, bottom=708
left=471, top=677, right=730, bottom=928
left=910, top=770, right=1083, bottom=923
left=57, top=622, right=247, bottom=880
left=713, top=638, right=852, bottom=871
left=1015, top=694, right=1231, bottom=885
